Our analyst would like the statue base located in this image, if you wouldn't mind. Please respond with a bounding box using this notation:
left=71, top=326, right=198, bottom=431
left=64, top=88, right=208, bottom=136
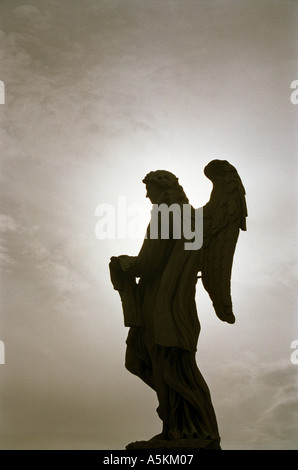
left=126, top=438, right=221, bottom=450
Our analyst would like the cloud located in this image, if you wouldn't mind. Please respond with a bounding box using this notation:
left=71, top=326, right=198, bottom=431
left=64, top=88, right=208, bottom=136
left=212, top=355, right=298, bottom=449
left=12, top=5, right=51, bottom=34
left=0, top=249, right=16, bottom=269
left=0, top=214, right=17, bottom=232
left=19, top=226, right=94, bottom=309
left=0, top=214, right=98, bottom=317
left=0, top=214, right=18, bottom=268
left=256, top=385, right=297, bottom=443
left=0, top=0, right=296, bottom=451
left=252, top=363, right=298, bottom=447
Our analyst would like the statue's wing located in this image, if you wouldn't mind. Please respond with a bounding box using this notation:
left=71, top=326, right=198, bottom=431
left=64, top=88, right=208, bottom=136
left=200, top=160, right=247, bottom=324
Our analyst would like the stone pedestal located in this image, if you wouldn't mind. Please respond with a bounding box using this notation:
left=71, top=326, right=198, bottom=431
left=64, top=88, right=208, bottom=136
left=126, top=438, right=221, bottom=450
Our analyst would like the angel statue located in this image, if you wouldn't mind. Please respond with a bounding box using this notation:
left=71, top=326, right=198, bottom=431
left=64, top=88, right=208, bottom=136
left=109, top=160, right=247, bottom=450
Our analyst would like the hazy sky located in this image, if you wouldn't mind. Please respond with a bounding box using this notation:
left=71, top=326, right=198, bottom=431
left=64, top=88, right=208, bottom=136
left=0, top=0, right=297, bottom=450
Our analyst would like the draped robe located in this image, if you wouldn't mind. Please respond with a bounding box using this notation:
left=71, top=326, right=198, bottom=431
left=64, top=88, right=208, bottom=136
left=109, top=212, right=221, bottom=446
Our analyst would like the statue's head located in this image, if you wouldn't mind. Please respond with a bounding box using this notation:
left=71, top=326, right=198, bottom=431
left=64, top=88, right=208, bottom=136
left=142, top=170, right=189, bottom=205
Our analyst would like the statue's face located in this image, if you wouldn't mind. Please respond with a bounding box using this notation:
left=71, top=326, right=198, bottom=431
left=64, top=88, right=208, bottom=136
left=146, top=183, right=164, bottom=204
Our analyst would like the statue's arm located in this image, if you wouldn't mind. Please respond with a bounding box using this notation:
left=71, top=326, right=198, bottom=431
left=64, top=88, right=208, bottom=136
left=111, top=218, right=177, bottom=282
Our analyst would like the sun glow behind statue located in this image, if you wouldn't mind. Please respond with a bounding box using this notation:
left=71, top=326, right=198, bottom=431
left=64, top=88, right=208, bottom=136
left=1, top=0, right=297, bottom=451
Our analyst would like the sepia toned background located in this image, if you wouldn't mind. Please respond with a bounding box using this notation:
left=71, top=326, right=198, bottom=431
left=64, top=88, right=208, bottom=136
left=0, top=0, right=297, bottom=449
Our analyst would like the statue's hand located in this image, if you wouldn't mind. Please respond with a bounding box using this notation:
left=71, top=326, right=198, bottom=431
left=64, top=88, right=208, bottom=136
left=117, top=255, right=138, bottom=272
left=110, top=255, right=139, bottom=276
left=109, top=256, right=121, bottom=269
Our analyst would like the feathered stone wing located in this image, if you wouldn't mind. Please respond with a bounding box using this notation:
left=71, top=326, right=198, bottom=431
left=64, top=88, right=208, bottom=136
left=201, top=160, right=247, bottom=324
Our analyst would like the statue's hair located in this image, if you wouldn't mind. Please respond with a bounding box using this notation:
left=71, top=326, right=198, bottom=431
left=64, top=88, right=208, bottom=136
left=142, top=170, right=189, bottom=204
